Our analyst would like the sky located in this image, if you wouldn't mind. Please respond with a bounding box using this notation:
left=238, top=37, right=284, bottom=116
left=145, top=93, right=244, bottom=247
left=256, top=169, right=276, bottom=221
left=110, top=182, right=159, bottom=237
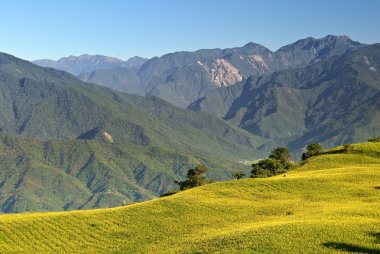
left=1, top=0, right=379, bottom=61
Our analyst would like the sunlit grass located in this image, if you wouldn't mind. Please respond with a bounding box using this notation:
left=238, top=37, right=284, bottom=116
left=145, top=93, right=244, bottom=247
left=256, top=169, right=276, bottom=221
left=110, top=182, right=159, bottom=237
left=0, top=141, right=379, bottom=253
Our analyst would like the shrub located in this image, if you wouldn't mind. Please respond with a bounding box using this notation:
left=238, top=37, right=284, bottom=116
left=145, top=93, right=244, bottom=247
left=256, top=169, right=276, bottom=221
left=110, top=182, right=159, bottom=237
left=251, top=158, right=283, bottom=178
left=251, top=147, right=293, bottom=178
left=368, top=136, right=380, bottom=142
left=343, top=144, right=351, bottom=153
left=233, top=171, right=246, bottom=180
left=302, top=143, right=324, bottom=160
left=269, top=147, right=291, bottom=165
left=175, top=165, right=209, bottom=190
left=160, top=190, right=179, bottom=197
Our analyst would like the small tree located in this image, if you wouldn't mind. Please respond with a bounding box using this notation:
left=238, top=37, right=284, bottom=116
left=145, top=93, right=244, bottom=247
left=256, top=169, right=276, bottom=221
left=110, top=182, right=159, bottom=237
left=251, top=147, right=293, bottom=178
left=251, top=158, right=282, bottom=178
left=233, top=171, right=246, bottom=180
left=269, top=147, right=291, bottom=165
left=175, top=165, right=209, bottom=190
left=302, top=143, right=324, bottom=160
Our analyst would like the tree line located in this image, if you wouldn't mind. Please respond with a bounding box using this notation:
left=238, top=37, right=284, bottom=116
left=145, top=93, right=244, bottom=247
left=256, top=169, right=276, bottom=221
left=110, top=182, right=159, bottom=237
left=162, top=137, right=380, bottom=197
left=162, top=142, right=329, bottom=197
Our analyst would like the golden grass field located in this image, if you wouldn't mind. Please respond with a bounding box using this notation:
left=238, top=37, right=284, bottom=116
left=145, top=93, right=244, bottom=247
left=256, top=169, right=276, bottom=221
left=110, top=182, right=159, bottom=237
left=0, top=142, right=379, bottom=253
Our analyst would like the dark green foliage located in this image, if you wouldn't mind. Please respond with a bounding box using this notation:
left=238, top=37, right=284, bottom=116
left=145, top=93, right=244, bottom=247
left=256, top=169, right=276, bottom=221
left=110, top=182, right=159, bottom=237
left=251, top=158, right=283, bottom=178
left=233, top=171, right=246, bottom=180
left=302, top=143, right=324, bottom=160
left=175, top=165, right=209, bottom=190
left=269, top=147, right=291, bottom=165
left=251, top=147, right=292, bottom=178
left=368, top=136, right=380, bottom=142
left=159, top=190, right=180, bottom=197
left=343, top=144, right=352, bottom=154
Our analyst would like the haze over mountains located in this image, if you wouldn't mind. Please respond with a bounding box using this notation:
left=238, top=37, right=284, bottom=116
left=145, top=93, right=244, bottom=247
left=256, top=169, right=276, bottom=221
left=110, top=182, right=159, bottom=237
left=33, top=55, right=147, bottom=76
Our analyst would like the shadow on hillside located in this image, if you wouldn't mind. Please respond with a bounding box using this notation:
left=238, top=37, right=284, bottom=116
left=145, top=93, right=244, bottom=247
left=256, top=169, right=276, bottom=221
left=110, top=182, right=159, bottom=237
left=323, top=242, right=379, bottom=253
left=370, top=232, right=380, bottom=244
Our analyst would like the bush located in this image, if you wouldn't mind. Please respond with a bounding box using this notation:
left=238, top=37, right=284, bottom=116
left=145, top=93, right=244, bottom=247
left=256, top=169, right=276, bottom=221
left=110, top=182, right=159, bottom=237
left=302, top=143, right=324, bottom=160
left=160, top=190, right=179, bottom=197
left=251, top=147, right=292, bottom=178
left=233, top=171, right=246, bottom=180
left=269, top=147, right=291, bottom=165
left=251, top=158, right=283, bottom=178
left=343, top=144, right=351, bottom=153
left=175, top=165, right=209, bottom=190
left=368, top=136, right=380, bottom=142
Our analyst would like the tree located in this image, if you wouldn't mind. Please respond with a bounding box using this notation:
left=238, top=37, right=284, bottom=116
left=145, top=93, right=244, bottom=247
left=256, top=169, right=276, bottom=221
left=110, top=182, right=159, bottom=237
left=175, top=165, right=209, bottom=190
left=302, top=143, right=324, bottom=160
left=251, top=158, right=282, bottom=178
left=269, top=147, right=291, bottom=165
left=251, top=147, right=293, bottom=178
left=233, top=171, right=246, bottom=180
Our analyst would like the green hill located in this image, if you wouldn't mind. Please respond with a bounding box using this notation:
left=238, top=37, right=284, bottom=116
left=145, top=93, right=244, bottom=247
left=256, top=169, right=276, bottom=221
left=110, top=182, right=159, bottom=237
left=0, top=140, right=379, bottom=253
left=0, top=52, right=268, bottom=212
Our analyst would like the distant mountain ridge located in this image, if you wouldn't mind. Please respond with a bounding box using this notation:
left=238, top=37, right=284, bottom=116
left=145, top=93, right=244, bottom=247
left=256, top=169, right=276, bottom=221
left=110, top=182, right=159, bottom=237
left=189, top=43, right=380, bottom=156
left=74, top=35, right=363, bottom=107
left=33, top=54, right=147, bottom=76
left=33, top=36, right=362, bottom=107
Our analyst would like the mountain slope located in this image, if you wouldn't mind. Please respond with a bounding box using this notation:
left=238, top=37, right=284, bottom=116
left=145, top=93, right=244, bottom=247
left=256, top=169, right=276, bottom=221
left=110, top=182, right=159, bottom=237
left=0, top=52, right=268, bottom=212
left=191, top=43, right=380, bottom=156
left=33, top=55, right=147, bottom=76
left=0, top=140, right=378, bottom=253
left=79, top=35, right=363, bottom=107
left=0, top=134, right=240, bottom=213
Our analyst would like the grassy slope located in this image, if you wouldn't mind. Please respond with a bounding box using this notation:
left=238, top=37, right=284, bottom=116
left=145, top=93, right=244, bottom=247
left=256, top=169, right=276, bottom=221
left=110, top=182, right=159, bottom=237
left=0, top=141, right=379, bottom=253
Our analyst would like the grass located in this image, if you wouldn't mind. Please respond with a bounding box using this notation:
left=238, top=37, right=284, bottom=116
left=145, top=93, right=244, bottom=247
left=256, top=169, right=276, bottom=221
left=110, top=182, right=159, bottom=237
left=0, top=141, right=379, bottom=253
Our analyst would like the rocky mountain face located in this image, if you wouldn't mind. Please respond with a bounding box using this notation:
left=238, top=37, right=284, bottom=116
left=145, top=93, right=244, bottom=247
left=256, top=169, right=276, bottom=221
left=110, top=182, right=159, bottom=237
left=33, top=55, right=147, bottom=76
left=0, top=52, right=267, bottom=212
left=197, top=59, right=243, bottom=87
left=77, top=35, right=363, bottom=107
left=190, top=44, right=380, bottom=157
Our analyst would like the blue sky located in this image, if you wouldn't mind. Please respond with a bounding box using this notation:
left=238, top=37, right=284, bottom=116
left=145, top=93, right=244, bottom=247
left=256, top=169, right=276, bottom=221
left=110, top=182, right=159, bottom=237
left=1, top=0, right=379, bottom=60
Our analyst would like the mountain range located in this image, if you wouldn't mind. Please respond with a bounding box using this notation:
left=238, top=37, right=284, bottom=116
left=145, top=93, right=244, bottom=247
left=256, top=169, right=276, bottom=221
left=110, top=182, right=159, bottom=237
left=0, top=52, right=266, bottom=212
left=33, top=55, right=147, bottom=76
left=190, top=43, right=380, bottom=156
left=33, top=35, right=380, bottom=156
left=0, top=35, right=379, bottom=213
left=35, top=35, right=363, bottom=108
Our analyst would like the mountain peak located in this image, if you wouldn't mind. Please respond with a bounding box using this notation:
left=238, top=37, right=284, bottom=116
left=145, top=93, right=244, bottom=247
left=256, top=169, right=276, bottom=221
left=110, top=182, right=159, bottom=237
left=243, top=42, right=264, bottom=48
left=276, top=35, right=363, bottom=56
left=322, top=34, right=352, bottom=41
